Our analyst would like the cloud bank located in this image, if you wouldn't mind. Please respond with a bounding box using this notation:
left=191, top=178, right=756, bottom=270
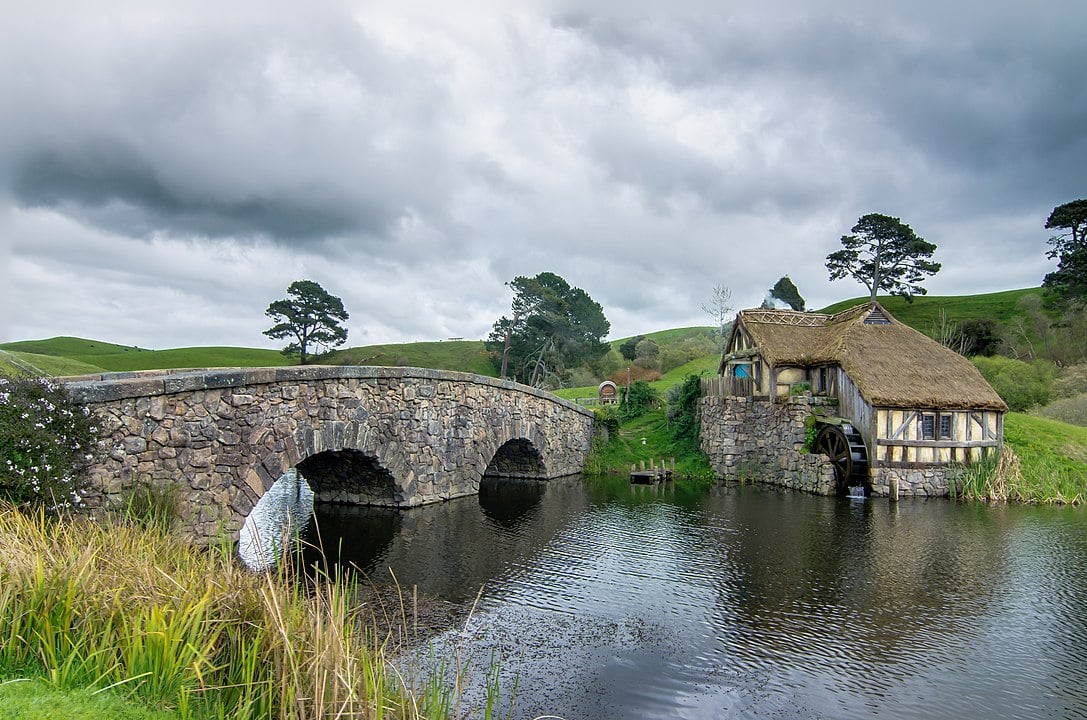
left=2, top=1, right=1082, bottom=348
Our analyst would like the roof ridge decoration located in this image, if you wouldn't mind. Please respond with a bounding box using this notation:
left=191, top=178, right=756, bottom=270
left=738, top=309, right=830, bottom=327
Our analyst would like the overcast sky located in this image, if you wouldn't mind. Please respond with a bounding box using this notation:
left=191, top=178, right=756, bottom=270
left=2, top=0, right=1084, bottom=350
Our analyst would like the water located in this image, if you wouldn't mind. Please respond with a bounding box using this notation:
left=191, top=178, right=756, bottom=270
left=302, top=477, right=1087, bottom=719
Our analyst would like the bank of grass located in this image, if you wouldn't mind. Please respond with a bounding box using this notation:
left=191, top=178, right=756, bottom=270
left=0, top=677, right=179, bottom=720
left=955, top=412, right=1087, bottom=504
left=0, top=507, right=481, bottom=720
left=585, top=408, right=714, bottom=482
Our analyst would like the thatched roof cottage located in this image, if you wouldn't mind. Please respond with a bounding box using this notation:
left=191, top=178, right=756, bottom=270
left=713, top=302, right=1007, bottom=497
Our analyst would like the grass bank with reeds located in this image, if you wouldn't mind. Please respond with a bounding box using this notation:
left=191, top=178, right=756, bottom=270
left=0, top=508, right=484, bottom=720
left=953, top=412, right=1087, bottom=504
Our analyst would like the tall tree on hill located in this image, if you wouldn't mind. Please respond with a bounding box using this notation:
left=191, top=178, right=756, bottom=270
left=487, top=272, right=610, bottom=388
left=826, top=213, right=940, bottom=302
left=1042, top=199, right=1087, bottom=309
left=619, top=335, right=644, bottom=361
left=769, top=275, right=805, bottom=311
left=263, top=279, right=349, bottom=365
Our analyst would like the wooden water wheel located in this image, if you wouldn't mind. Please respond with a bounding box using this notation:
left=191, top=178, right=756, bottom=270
left=813, top=420, right=869, bottom=494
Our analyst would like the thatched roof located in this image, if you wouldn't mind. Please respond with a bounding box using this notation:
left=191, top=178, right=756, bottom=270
left=722, top=302, right=1007, bottom=411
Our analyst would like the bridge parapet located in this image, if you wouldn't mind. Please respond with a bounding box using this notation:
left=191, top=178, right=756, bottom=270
left=64, top=366, right=594, bottom=540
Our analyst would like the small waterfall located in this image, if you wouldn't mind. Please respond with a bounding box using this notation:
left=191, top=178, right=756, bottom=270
left=847, top=486, right=866, bottom=499
left=238, top=468, right=315, bottom=571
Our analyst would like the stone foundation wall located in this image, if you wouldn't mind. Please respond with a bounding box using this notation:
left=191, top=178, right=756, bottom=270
left=699, top=395, right=837, bottom=495
left=871, top=467, right=955, bottom=498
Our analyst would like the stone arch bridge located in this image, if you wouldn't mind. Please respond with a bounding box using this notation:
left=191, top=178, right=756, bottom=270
left=63, top=366, right=595, bottom=539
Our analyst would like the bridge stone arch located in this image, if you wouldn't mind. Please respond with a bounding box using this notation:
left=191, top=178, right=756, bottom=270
left=63, top=366, right=595, bottom=540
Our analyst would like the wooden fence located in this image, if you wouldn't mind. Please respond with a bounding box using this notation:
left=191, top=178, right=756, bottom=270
left=701, top=375, right=755, bottom=398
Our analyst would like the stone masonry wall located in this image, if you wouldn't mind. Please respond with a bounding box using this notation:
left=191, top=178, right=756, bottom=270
left=871, top=467, right=955, bottom=498
left=699, top=395, right=837, bottom=495
left=63, top=366, right=595, bottom=540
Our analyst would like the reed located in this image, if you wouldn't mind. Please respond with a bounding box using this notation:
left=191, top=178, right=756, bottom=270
left=0, top=507, right=488, bottom=719
left=952, top=445, right=1085, bottom=505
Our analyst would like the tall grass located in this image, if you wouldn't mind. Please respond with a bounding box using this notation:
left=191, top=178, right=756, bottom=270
left=0, top=507, right=481, bottom=719
left=952, top=412, right=1087, bottom=504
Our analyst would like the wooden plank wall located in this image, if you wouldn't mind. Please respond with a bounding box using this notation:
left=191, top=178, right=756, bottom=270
left=835, top=367, right=873, bottom=453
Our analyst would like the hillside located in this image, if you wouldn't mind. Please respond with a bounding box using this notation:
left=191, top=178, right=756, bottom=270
left=818, top=288, right=1046, bottom=329
left=328, top=340, right=497, bottom=376
left=0, top=288, right=1047, bottom=381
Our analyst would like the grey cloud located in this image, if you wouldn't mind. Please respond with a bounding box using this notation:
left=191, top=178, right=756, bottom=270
left=13, top=141, right=365, bottom=241
left=1, top=6, right=461, bottom=249
left=562, top=6, right=1087, bottom=216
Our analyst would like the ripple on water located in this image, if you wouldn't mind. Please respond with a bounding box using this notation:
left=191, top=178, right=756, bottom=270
left=314, top=484, right=1087, bottom=720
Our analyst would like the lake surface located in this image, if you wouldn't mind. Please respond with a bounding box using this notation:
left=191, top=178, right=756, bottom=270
left=302, top=477, right=1087, bottom=719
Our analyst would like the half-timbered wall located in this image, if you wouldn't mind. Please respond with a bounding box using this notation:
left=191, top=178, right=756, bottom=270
left=873, top=408, right=1001, bottom=465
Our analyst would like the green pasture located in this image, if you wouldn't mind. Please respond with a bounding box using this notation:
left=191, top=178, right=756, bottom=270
left=818, top=288, right=1046, bottom=329
left=328, top=339, right=497, bottom=376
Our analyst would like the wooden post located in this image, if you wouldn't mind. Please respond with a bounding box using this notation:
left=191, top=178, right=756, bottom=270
left=890, top=473, right=899, bottom=502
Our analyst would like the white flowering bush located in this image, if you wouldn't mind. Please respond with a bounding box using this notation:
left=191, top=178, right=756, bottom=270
left=0, top=375, right=98, bottom=511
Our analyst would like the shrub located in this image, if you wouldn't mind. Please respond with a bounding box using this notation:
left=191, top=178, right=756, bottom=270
left=972, top=356, right=1055, bottom=412
left=789, top=381, right=812, bottom=396
left=1052, top=364, right=1087, bottom=400
left=801, top=414, right=818, bottom=452
left=0, top=375, right=97, bottom=511
left=566, top=366, right=600, bottom=389
left=621, top=380, right=658, bottom=420
left=1034, top=393, right=1087, bottom=427
left=608, top=366, right=662, bottom=385
left=665, top=374, right=702, bottom=443
left=592, top=404, right=622, bottom=435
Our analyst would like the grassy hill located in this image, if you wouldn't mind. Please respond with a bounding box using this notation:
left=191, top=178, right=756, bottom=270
left=0, top=337, right=293, bottom=374
left=328, top=340, right=497, bottom=376
left=0, top=288, right=1047, bottom=381
left=818, top=288, right=1046, bottom=329
left=0, top=336, right=497, bottom=377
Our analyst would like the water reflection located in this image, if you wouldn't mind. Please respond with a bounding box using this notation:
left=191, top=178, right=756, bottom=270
left=305, top=476, right=1087, bottom=719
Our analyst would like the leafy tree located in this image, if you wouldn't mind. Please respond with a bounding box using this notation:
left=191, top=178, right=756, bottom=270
left=1042, top=199, right=1087, bottom=309
left=634, top=339, right=656, bottom=361
left=960, top=318, right=1001, bottom=357
left=619, top=335, right=644, bottom=362
left=487, top=272, right=610, bottom=388
left=263, top=280, right=349, bottom=365
left=826, top=213, right=940, bottom=302
left=769, top=276, right=805, bottom=311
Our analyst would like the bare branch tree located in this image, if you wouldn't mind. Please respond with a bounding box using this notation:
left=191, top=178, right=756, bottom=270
left=701, top=284, right=734, bottom=350
left=929, top=309, right=969, bottom=356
